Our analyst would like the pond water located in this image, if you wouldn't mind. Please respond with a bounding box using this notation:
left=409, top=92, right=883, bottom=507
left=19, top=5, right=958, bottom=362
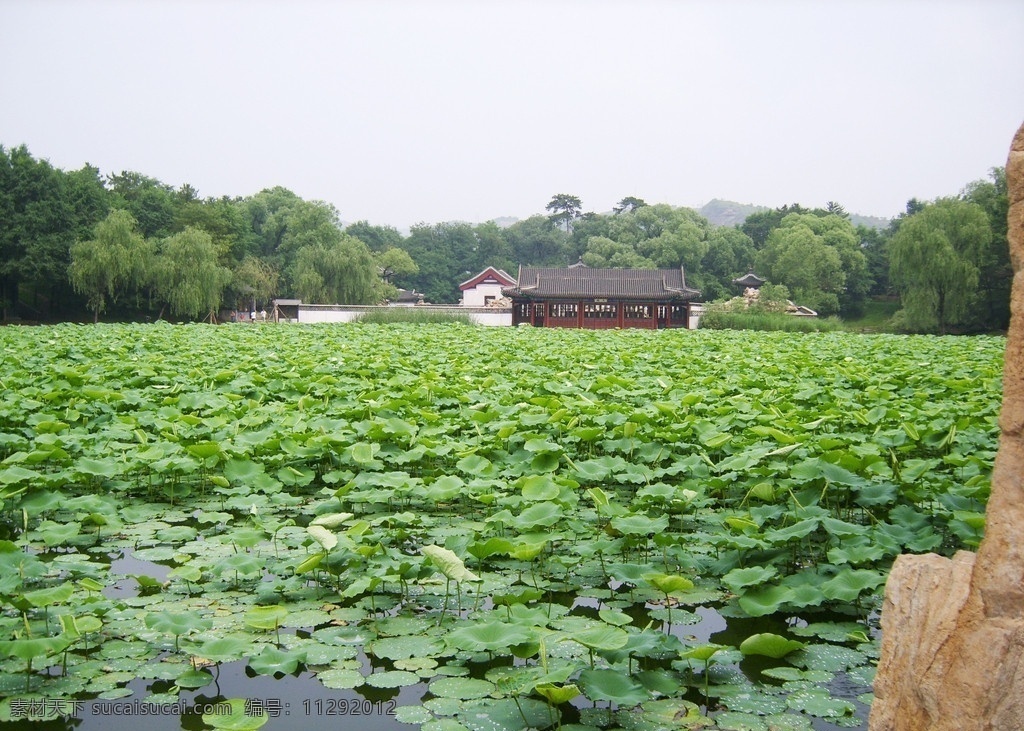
left=3, top=551, right=873, bottom=731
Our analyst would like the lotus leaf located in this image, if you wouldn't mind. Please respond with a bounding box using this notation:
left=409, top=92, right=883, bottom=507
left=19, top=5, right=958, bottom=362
left=430, top=676, right=496, bottom=699
left=203, top=698, right=268, bottom=730
left=446, top=621, right=536, bottom=653
left=739, top=633, right=806, bottom=659
left=243, top=604, right=288, bottom=630
left=395, top=705, right=434, bottom=724
left=786, top=688, right=856, bottom=718
left=369, top=634, right=446, bottom=660
left=316, top=667, right=364, bottom=689
left=578, top=668, right=648, bottom=707
left=456, top=698, right=550, bottom=731
left=422, top=545, right=479, bottom=582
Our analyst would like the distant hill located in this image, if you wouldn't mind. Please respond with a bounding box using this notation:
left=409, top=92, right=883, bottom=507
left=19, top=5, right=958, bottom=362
left=698, top=199, right=891, bottom=230
left=486, top=202, right=891, bottom=232
left=849, top=213, right=891, bottom=230
left=698, top=199, right=769, bottom=228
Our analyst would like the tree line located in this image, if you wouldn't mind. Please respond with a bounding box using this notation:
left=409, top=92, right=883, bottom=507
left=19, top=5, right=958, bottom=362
left=0, top=143, right=1010, bottom=332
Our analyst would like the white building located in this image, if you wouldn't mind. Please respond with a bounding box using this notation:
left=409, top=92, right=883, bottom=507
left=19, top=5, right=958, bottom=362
left=459, top=267, right=517, bottom=307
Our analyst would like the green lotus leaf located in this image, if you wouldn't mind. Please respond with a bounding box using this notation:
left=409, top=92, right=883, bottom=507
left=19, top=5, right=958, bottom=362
left=186, top=441, right=221, bottom=460
left=351, top=442, right=379, bottom=465
left=75, top=457, right=119, bottom=478
left=203, top=698, right=267, bottom=730
left=514, top=501, right=563, bottom=529
left=192, top=636, right=253, bottom=663
left=244, top=605, right=289, bottom=631
left=248, top=646, right=305, bottom=676
left=309, top=512, right=354, bottom=528
left=680, top=643, right=726, bottom=662
left=295, top=551, right=325, bottom=574
left=427, top=475, right=465, bottom=501
left=223, top=458, right=264, bottom=483
left=789, top=621, right=869, bottom=643
left=0, top=635, right=71, bottom=661
left=535, top=682, right=580, bottom=705
left=786, top=688, right=856, bottom=718
left=739, top=633, right=806, bottom=659
left=610, top=513, right=669, bottom=536
left=578, top=668, right=648, bottom=707
left=175, top=667, right=214, bottom=689
left=722, top=565, right=778, bottom=593
left=316, top=667, right=364, bottom=689
left=509, top=540, right=547, bottom=561
left=519, top=474, right=560, bottom=501
left=446, top=620, right=536, bottom=653
left=820, top=569, right=886, bottom=602
left=737, top=584, right=792, bottom=617
left=713, top=711, right=770, bottom=731
left=369, top=634, right=445, bottom=660
left=422, top=545, right=479, bottom=583
left=571, top=625, right=629, bottom=651
left=306, top=525, right=338, bottom=551
left=23, top=582, right=74, bottom=608
left=363, top=669, right=420, bottom=688
left=467, top=537, right=515, bottom=560
left=456, top=698, right=550, bottom=731
left=214, top=552, right=263, bottom=577
left=791, top=643, right=867, bottom=673
left=644, top=572, right=694, bottom=595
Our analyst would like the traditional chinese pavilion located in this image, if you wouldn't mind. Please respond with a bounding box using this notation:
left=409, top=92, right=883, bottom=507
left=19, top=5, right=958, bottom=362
left=503, top=262, right=701, bottom=329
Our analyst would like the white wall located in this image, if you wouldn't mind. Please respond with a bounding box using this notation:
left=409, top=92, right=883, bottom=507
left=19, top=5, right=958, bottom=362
left=296, top=305, right=512, bottom=326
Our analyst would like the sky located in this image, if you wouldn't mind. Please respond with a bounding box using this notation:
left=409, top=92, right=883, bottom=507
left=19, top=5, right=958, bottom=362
left=2, top=0, right=1022, bottom=230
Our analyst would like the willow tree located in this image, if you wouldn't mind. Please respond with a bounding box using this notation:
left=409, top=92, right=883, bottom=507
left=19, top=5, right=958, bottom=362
left=290, top=235, right=382, bottom=304
left=69, top=209, right=152, bottom=322
left=890, top=198, right=991, bottom=334
left=231, top=256, right=278, bottom=312
left=152, top=227, right=232, bottom=321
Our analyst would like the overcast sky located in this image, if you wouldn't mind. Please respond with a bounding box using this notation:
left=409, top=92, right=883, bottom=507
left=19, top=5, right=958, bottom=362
left=2, top=0, right=1022, bottom=229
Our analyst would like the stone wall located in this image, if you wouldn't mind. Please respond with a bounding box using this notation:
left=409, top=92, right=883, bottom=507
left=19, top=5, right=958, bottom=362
left=869, top=122, right=1024, bottom=729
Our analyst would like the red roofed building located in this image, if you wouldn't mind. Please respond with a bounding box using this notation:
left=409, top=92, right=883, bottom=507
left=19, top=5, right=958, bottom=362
left=459, top=267, right=517, bottom=307
left=503, top=262, right=701, bottom=329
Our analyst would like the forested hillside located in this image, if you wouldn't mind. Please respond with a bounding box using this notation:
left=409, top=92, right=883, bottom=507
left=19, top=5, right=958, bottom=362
left=0, top=144, right=1010, bottom=332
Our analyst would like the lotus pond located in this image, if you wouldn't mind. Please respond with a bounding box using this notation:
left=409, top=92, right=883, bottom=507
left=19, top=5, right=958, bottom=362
left=0, top=323, right=1004, bottom=731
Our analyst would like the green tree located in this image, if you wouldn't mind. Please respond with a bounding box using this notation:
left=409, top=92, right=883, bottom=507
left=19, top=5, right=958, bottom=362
left=962, top=167, right=1011, bottom=330
left=613, top=196, right=647, bottom=215
left=290, top=235, right=382, bottom=305
left=345, top=220, right=405, bottom=253
left=700, top=227, right=757, bottom=301
left=581, top=237, right=653, bottom=268
left=403, top=222, right=486, bottom=302
left=152, top=227, right=232, bottom=321
left=69, top=209, right=152, bottom=322
left=740, top=203, right=810, bottom=249
left=107, top=171, right=177, bottom=239
left=502, top=215, right=569, bottom=267
left=546, top=193, right=582, bottom=233
left=0, top=146, right=111, bottom=320
left=756, top=215, right=846, bottom=316
left=230, top=256, right=279, bottom=312
left=889, top=198, right=991, bottom=334
left=376, top=247, right=419, bottom=287
left=236, top=187, right=303, bottom=260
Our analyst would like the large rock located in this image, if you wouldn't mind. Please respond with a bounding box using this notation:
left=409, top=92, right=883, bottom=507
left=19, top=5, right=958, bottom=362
left=869, top=122, right=1024, bottom=729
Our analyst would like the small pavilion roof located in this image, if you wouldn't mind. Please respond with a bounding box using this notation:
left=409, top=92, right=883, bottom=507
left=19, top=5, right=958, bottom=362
left=732, top=271, right=767, bottom=288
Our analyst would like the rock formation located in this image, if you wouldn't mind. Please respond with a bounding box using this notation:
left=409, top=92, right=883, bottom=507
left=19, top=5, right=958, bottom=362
left=869, top=122, right=1024, bottom=729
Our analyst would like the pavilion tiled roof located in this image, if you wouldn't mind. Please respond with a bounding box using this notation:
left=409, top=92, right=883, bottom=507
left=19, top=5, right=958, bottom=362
left=732, top=271, right=767, bottom=288
left=504, top=265, right=700, bottom=301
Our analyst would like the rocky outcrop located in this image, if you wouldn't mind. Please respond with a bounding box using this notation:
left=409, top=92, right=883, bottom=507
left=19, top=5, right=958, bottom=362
left=869, top=122, right=1024, bottom=729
